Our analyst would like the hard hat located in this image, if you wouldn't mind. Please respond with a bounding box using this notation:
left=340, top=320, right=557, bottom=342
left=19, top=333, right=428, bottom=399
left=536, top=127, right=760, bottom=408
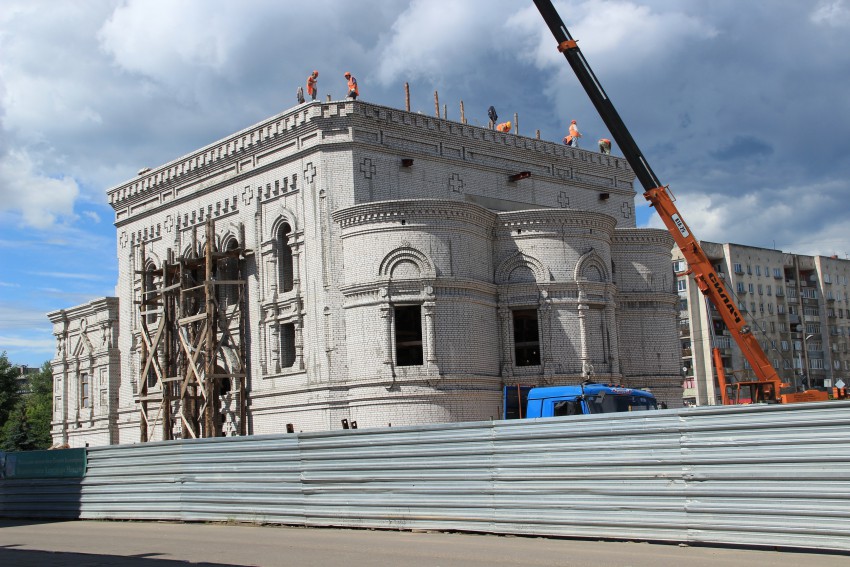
left=344, top=72, right=351, bottom=77
left=313, top=70, right=319, bottom=76
left=571, top=120, right=577, bottom=124
left=506, top=121, right=511, bottom=127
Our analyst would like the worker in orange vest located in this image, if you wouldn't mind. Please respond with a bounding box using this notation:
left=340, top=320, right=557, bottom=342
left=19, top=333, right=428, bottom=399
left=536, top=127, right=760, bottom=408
left=307, top=70, right=319, bottom=101
left=496, top=121, right=512, bottom=133
left=598, top=138, right=611, bottom=154
left=567, top=119, right=581, bottom=147
left=344, top=71, right=359, bottom=100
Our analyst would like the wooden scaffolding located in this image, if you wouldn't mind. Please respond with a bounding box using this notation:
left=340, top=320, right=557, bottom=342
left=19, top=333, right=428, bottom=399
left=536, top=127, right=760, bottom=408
left=136, top=219, right=249, bottom=441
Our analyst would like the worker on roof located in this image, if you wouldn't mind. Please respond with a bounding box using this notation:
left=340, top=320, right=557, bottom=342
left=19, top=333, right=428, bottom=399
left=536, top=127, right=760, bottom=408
left=567, top=119, right=581, bottom=147
left=598, top=138, right=611, bottom=154
left=344, top=71, right=359, bottom=100
left=496, top=121, right=512, bottom=133
left=296, top=86, right=305, bottom=104
left=307, top=70, right=319, bottom=101
left=487, top=106, right=498, bottom=128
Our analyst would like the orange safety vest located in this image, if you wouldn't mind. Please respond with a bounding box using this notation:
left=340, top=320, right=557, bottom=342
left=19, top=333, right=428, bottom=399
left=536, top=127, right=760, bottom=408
left=496, top=121, right=511, bottom=133
left=307, top=75, right=317, bottom=96
left=569, top=123, right=581, bottom=138
left=347, top=75, right=359, bottom=95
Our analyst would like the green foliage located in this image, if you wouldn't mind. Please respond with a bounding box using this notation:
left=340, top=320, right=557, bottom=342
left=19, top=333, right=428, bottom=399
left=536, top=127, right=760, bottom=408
left=0, top=352, right=21, bottom=428
left=0, top=354, right=53, bottom=451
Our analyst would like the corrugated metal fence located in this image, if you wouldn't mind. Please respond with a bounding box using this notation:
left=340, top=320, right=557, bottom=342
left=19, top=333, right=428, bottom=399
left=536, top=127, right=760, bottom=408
left=3, top=401, right=850, bottom=551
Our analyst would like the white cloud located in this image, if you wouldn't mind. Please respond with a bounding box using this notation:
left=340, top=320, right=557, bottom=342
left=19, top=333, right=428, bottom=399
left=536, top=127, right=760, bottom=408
left=0, top=335, right=54, bottom=350
left=97, top=0, right=239, bottom=82
left=505, top=1, right=717, bottom=72
left=374, top=0, right=518, bottom=85
left=811, top=0, right=850, bottom=28
left=0, top=149, right=78, bottom=228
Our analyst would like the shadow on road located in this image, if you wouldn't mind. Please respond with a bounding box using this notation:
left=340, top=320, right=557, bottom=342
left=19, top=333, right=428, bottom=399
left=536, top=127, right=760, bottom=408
left=0, top=545, right=247, bottom=567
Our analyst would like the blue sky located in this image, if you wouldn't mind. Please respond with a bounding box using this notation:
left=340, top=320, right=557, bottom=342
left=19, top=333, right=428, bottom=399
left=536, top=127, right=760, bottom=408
left=2, top=0, right=850, bottom=367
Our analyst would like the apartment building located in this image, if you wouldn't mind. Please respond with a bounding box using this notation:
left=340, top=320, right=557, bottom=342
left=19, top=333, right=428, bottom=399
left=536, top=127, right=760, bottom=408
left=674, top=242, right=850, bottom=405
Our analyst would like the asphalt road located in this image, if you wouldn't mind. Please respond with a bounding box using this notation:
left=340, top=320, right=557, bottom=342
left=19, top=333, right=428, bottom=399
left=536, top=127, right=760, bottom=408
left=0, top=520, right=847, bottom=567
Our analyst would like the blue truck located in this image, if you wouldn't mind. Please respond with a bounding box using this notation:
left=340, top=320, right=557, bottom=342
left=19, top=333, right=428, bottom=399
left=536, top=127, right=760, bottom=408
left=505, top=383, right=658, bottom=419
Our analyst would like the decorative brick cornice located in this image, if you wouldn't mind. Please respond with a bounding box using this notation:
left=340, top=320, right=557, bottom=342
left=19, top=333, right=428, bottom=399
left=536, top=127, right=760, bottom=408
left=612, top=228, right=674, bottom=247
left=332, top=199, right=497, bottom=233
left=108, top=100, right=636, bottom=222
left=495, top=209, right=617, bottom=234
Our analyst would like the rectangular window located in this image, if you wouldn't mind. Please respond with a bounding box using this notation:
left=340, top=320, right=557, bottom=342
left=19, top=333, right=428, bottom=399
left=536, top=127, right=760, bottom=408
left=783, top=359, right=791, bottom=369
left=805, top=323, right=821, bottom=335
left=781, top=340, right=789, bottom=351
left=677, top=279, right=687, bottom=291
left=395, top=305, right=424, bottom=366
left=825, top=273, right=832, bottom=283
left=748, top=283, right=755, bottom=294
left=779, top=323, right=787, bottom=332
left=734, top=263, right=743, bottom=274
left=513, top=309, right=541, bottom=366
left=750, top=302, right=756, bottom=313
left=757, top=284, right=763, bottom=295
left=768, top=303, right=774, bottom=314
left=776, top=286, right=784, bottom=297
left=810, top=359, right=824, bottom=370
left=767, top=285, right=772, bottom=296
left=765, top=266, right=770, bottom=278
left=759, top=303, right=764, bottom=313
left=81, top=373, right=90, bottom=408
left=280, top=323, right=296, bottom=368
left=774, top=268, right=782, bottom=278
left=747, top=264, right=752, bottom=275
left=672, top=260, right=686, bottom=273
left=737, top=282, right=745, bottom=293
left=756, top=266, right=761, bottom=276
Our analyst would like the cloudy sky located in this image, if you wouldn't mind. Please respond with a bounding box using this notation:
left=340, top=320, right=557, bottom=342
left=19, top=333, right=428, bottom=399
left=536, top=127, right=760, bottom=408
left=1, top=0, right=849, bottom=366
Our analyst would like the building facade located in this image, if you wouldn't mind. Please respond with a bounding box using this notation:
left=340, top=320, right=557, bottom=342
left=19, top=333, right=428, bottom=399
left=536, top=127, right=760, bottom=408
left=674, top=242, right=850, bottom=405
left=50, top=100, right=683, bottom=447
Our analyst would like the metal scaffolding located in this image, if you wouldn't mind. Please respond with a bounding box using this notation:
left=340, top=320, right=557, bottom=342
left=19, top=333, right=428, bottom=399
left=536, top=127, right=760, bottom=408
left=136, top=219, right=248, bottom=441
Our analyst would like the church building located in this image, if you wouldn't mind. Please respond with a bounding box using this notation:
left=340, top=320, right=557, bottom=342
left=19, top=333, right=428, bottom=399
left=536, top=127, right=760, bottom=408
left=48, top=99, right=681, bottom=447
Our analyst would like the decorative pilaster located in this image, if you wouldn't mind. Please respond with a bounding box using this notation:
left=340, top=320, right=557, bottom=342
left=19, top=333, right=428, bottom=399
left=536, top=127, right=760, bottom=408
left=498, top=305, right=514, bottom=377
left=539, top=291, right=555, bottom=380
left=380, top=299, right=394, bottom=367
left=577, top=290, right=591, bottom=379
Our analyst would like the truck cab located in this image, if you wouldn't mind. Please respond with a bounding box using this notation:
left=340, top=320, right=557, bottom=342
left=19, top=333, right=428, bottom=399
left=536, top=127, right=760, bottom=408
left=525, top=383, right=658, bottom=418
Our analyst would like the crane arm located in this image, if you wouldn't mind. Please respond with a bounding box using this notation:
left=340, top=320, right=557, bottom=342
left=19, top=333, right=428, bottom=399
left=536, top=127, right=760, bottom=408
left=532, top=0, right=782, bottom=390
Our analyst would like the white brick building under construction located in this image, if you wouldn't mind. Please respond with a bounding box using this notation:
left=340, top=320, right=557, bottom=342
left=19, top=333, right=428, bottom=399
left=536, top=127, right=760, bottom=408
left=48, top=99, right=682, bottom=447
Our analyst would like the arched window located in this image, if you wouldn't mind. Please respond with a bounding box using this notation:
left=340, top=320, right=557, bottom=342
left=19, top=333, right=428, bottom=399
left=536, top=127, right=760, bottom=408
left=278, top=223, right=294, bottom=292
left=143, top=261, right=158, bottom=325
left=217, top=239, right=240, bottom=309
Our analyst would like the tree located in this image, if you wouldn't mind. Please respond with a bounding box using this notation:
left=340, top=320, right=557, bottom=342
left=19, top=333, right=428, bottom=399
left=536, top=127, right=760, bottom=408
left=0, top=355, right=53, bottom=451
left=1, top=402, right=36, bottom=452
left=0, top=352, right=21, bottom=429
left=25, top=362, right=54, bottom=449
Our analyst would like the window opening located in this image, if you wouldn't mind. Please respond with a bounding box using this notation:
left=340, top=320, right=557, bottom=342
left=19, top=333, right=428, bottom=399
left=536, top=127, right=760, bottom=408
left=278, top=223, right=294, bottom=293
left=280, top=323, right=296, bottom=368
left=513, top=309, right=541, bottom=366
left=395, top=305, right=423, bottom=366
left=81, top=373, right=90, bottom=408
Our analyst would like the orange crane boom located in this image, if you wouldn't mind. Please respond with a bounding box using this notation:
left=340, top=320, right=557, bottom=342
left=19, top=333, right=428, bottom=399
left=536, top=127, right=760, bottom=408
left=533, top=0, right=784, bottom=401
